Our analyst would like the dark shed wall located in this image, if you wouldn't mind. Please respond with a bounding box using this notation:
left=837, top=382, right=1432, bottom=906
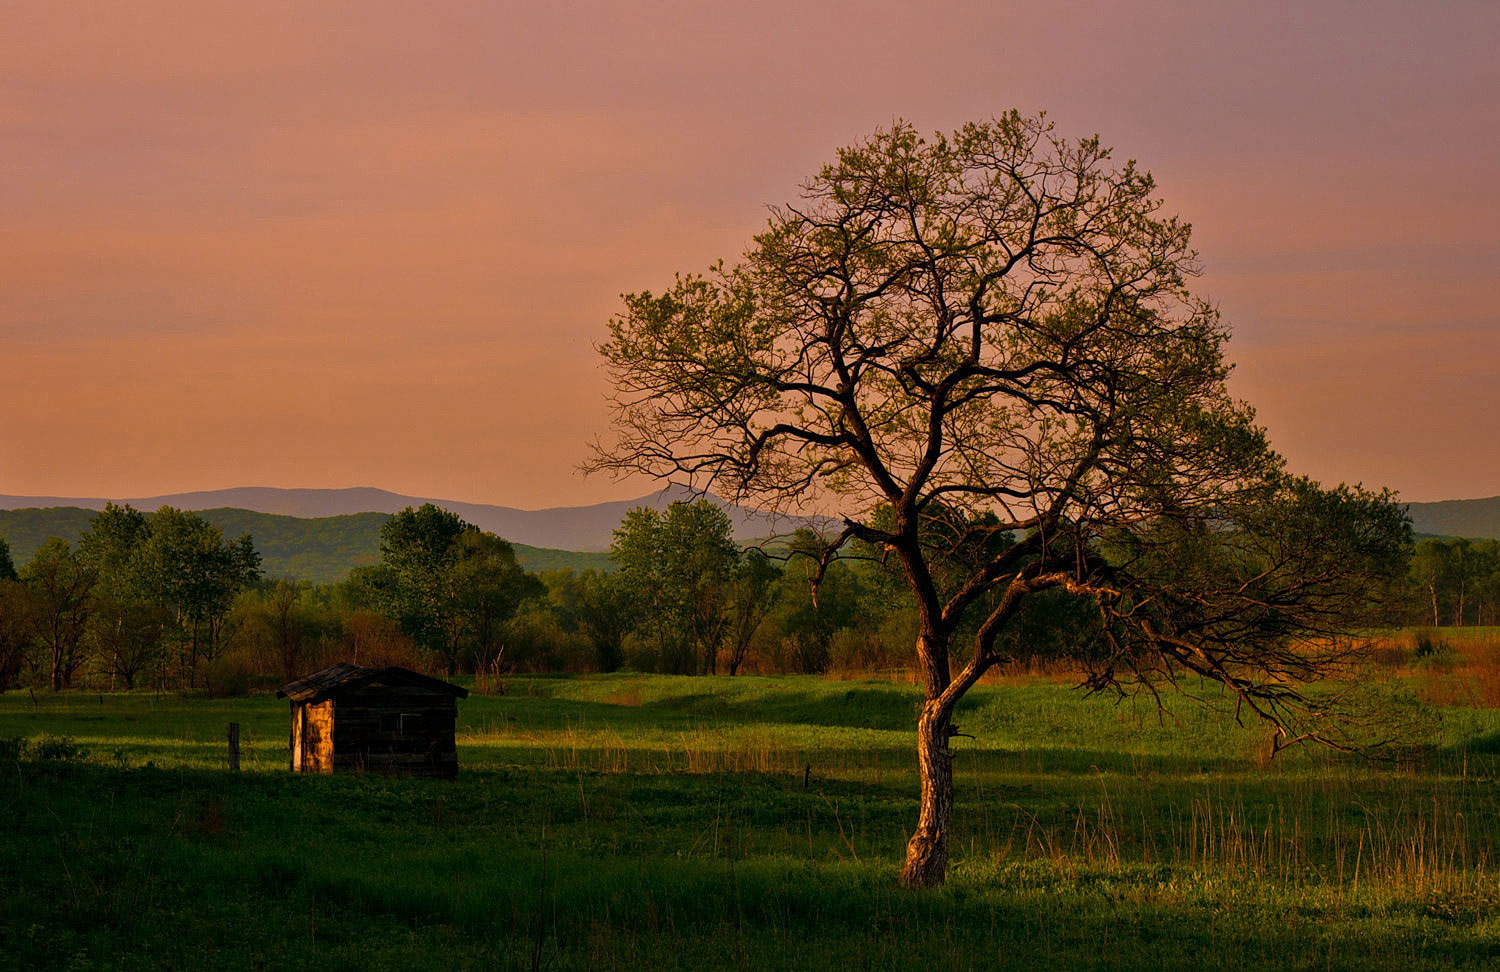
left=330, top=683, right=459, bottom=778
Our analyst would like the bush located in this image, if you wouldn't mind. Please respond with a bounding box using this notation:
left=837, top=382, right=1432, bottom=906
left=340, top=610, right=424, bottom=670
left=1, top=735, right=88, bottom=762
left=1413, top=628, right=1454, bottom=666
left=203, top=651, right=260, bottom=697
left=504, top=611, right=592, bottom=673
left=828, top=628, right=896, bottom=673
left=1414, top=628, right=1448, bottom=658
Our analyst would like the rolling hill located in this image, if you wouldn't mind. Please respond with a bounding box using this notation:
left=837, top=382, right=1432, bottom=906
left=0, top=485, right=826, bottom=551
left=4, top=487, right=1494, bottom=584
left=0, top=507, right=612, bottom=583
left=1403, top=495, right=1500, bottom=541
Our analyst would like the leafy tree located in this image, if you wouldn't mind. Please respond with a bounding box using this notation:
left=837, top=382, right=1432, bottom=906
left=368, top=504, right=470, bottom=670
left=1476, top=540, right=1500, bottom=627
left=262, top=580, right=311, bottom=681
left=1411, top=538, right=1452, bottom=627
left=547, top=569, right=638, bottom=672
left=725, top=549, right=781, bottom=675
left=365, top=504, right=541, bottom=674
left=78, top=503, right=166, bottom=688
left=0, top=579, right=31, bottom=690
left=1410, top=537, right=1500, bottom=627
left=136, top=507, right=261, bottom=685
left=450, top=530, right=544, bottom=673
left=21, top=538, right=96, bottom=690
left=77, top=502, right=151, bottom=581
left=0, top=535, right=16, bottom=582
left=0, top=537, right=22, bottom=689
left=588, top=113, right=1412, bottom=886
left=87, top=597, right=169, bottom=690
left=771, top=530, right=864, bottom=673
left=610, top=500, right=739, bottom=674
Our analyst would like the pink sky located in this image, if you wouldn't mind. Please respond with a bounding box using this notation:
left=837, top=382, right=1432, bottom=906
left=3, top=1, right=1497, bottom=507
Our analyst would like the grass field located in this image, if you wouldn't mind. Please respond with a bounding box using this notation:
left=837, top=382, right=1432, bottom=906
left=6, top=669, right=1500, bottom=970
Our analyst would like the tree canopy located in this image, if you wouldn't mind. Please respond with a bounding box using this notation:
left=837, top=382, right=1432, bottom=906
left=610, top=500, right=741, bottom=675
left=354, top=504, right=542, bottom=674
left=589, top=113, right=1413, bottom=886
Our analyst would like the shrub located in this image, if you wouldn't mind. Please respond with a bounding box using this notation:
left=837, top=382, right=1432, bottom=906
left=1413, top=628, right=1450, bottom=660
left=203, top=651, right=259, bottom=698
left=2, top=735, right=89, bottom=762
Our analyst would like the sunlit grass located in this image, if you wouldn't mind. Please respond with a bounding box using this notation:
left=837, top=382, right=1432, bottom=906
left=6, top=671, right=1500, bottom=970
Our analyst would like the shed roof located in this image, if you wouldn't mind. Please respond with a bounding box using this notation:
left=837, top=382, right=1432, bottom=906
left=276, top=663, right=469, bottom=703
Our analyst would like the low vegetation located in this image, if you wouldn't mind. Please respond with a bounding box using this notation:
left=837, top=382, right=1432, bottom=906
left=5, top=668, right=1500, bottom=971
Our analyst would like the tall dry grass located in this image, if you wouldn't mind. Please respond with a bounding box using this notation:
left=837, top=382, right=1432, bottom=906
left=1364, top=629, right=1500, bottom=708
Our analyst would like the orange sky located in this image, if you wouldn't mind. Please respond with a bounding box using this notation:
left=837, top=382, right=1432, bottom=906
left=3, top=1, right=1497, bottom=507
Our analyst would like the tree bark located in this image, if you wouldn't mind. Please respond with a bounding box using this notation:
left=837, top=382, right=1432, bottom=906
left=900, top=696, right=955, bottom=887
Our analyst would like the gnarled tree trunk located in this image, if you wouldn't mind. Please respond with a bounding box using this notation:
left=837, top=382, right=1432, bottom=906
left=900, top=693, right=956, bottom=887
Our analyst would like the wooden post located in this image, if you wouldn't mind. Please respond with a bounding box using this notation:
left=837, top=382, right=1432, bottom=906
left=228, top=721, right=240, bottom=772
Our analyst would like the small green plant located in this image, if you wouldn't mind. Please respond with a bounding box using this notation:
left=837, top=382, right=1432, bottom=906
left=29, top=735, right=88, bottom=761
left=0, top=735, right=88, bottom=762
left=1413, top=628, right=1452, bottom=661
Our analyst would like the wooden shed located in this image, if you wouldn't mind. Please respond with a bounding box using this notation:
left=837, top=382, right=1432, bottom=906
left=276, top=663, right=468, bottom=778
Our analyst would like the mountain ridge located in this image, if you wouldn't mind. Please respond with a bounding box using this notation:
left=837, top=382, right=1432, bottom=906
left=0, top=507, right=614, bottom=583
left=2, top=486, right=1495, bottom=552
left=0, top=485, right=829, bottom=553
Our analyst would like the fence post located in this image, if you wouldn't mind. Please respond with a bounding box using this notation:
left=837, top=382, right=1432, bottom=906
left=228, top=721, right=240, bottom=772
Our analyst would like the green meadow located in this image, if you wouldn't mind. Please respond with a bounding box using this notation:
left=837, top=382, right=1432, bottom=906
left=6, top=672, right=1500, bottom=971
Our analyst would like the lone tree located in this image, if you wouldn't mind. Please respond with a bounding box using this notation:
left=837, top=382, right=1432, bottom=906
left=354, top=504, right=542, bottom=674
left=588, top=113, right=1411, bottom=887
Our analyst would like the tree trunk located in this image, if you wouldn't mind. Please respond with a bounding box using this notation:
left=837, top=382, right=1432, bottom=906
left=900, top=697, right=954, bottom=887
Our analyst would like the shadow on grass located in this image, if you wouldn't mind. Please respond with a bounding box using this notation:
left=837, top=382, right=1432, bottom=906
left=6, top=759, right=1497, bottom=971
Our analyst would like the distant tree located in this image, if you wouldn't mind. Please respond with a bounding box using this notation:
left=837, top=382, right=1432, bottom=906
left=262, top=580, right=311, bottom=681
left=368, top=504, right=470, bottom=670
left=1476, top=540, right=1500, bottom=627
left=21, top=539, right=96, bottom=690
left=725, top=549, right=781, bottom=675
left=610, top=500, right=739, bottom=674
left=77, top=502, right=151, bottom=580
left=366, top=505, right=541, bottom=674
left=78, top=503, right=166, bottom=688
left=449, top=531, right=544, bottom=673
left=771, top=531, right=864, bottom=673
left=588, top=113, right=1413, bottom=886
left=136, top=507, right=261, bottom=685
left=0, top=539, right=22, bottom=689
left=547, top=569, right=637, bottom=672
left=87, top=597, right=169, bottom=690
left=339, top=609, right=418, bottom=669
left=1411, top=539, right=1451, bottom=627
left=1410, top=537, right=1500, bottom=627
left=609, top=508, right=681, bottom=670
left=0, top=536, right=16, bottom=582
left=0, top=579, right=31, bottom=690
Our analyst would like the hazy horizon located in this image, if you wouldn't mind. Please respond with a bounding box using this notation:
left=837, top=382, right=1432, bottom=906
left=4, top=481, right=1500, bottom=514
left=5, top=1, right=1497, bottom=506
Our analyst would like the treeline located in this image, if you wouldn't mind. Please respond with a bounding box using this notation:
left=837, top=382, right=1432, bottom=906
left=0, top=499, right=928, bottom=691
left=6, top=497, right=1491, bottom=693
left=1410, top=537, right=1500, bottom=627
left=0, top=504, right=261, bottom=690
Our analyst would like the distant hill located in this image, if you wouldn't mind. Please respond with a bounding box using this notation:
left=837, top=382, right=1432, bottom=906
left=1405, top=496, right=1500, bottom=541
left=0, top=507, right=612, bottom=583
left=0, top=485, right=827, bottom=551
